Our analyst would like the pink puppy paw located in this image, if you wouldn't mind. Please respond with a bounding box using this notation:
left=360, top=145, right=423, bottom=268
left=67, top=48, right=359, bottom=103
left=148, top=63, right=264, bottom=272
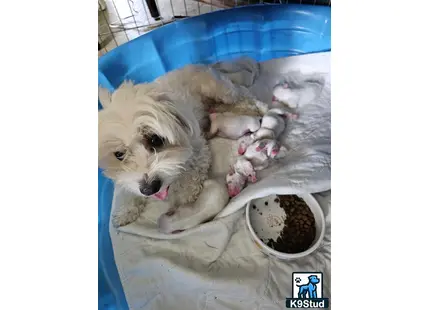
left=248, top=174, right=257, bottom=183
left=256, top=141, right=267, bottom=152
left=287, top=113, right=299, bottom=120
left=282, top=83, right=289, bottom=89
left=238, top=143, right=247, bottom=155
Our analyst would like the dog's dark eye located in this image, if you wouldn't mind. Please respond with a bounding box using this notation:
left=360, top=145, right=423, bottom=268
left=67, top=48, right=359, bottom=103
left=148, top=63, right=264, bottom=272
left=148, top=134, right=164, bottom=148
left=114, top=151, right=125, bottom=161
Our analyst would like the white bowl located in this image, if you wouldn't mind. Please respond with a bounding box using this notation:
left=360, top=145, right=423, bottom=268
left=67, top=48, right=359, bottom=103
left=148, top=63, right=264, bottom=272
left=245, top=193, right=325, bottom=260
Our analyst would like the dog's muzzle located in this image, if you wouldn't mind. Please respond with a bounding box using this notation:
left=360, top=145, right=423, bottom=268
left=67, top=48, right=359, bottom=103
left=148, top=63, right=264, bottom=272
left=139, top=178, right=162, bottom=196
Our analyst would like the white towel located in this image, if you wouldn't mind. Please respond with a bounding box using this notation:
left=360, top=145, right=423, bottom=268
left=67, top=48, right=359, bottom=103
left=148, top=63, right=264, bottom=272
left=110, top=52, right=331, bottom=310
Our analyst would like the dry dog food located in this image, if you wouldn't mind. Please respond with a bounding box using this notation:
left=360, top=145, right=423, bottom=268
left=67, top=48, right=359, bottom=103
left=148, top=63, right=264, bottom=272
left=266, top=195, right=316, bottom=253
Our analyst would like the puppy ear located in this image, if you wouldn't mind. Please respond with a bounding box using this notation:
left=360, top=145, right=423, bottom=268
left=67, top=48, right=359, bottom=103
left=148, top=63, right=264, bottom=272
left=98, top=86, right=112, bottom=109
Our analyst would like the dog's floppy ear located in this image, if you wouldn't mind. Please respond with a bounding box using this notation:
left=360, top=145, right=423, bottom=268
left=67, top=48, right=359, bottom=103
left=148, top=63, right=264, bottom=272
left=155, top=93, right=193, bottom=134
left=173, top=110, right=193, bottom=134
left=98, top=86, right=112, bottom=109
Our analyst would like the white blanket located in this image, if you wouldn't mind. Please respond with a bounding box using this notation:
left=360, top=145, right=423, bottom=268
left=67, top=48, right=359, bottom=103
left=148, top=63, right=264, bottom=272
left=110, top=52, right=331, bottom=310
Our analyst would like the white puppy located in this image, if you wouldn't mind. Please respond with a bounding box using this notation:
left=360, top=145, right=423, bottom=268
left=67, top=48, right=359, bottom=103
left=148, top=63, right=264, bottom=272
left=273, top=82, right=300, bottom=108
left=251, top=108, right=289, bottom=141
left=158, top=179, right=229, bottom=233
left=237, top=133, right=254, bottom=155
left=225, top=170, right=247, bottom=198
left=244, top=139, right=287, bottom=170
left=272, top=77, right=320, bottom=109
left=233, top=157, right=257, bottom=183
left=243, top=140, right=273, bottom=170
left=225, top=158, right=256, bottom=197
left=208, top=112, right=261, bottom=139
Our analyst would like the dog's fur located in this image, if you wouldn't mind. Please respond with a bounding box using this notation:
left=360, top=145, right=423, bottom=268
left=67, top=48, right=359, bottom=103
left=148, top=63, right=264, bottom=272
left=157, top=179, right=229, bottom=234
left=208, top=112, right=261, bottom=139
left=98, top=64, right=268, bottom=228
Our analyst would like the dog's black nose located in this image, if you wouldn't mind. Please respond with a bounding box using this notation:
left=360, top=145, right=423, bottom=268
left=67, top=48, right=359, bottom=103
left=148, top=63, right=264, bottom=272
left=139, top=178, right=162, bottom=196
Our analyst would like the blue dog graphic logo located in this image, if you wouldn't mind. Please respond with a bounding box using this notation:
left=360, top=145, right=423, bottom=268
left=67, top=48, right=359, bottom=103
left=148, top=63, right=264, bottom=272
left=286, top=272, right=329, bottom=308
left=296, top=275, right=320, bottom=299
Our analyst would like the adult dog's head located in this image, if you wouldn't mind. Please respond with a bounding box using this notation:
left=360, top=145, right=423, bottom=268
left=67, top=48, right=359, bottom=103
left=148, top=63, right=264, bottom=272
left=98, top=81, right=201, bottom=200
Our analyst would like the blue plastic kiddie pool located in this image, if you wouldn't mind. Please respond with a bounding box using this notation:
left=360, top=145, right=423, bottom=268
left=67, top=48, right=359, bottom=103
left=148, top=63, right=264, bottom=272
left=98, top=4, right=330, bottom=309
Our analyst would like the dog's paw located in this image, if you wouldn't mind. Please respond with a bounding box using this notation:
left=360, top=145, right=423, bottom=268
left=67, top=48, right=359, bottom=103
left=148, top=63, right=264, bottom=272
left=111, top=204, right=140, bottom=228
left=158, top=212, right=176, bottom=234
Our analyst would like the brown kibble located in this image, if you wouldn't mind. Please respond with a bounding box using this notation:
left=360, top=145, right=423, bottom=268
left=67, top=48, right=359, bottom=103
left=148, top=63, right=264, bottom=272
left=252, top=205, right=256, bottom=209
left=262, top=195, right=316, bottom=254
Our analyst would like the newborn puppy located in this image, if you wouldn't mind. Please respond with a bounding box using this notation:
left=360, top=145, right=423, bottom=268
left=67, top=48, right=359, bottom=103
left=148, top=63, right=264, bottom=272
left=256, top=139, right=288, bottom=159
left=244, top=139, right=288, bottom=170
left=273, top=82, right=299, bottom=108
left=233, top=157, right=257, bottom=183
left=225, top=158, right=257, bottom=197
left=158, top=179, right=229, bottom=234
left=208, top=112, right=261, bottom=139
left=237, top=133, right=254, bottom=155
left=272, top=81, right=315, bottom=110
left=226, top=169, right=247, bottom=197
left=243, top=140, right=273, bottom=171
left=251, top=108, right=289, bottom=141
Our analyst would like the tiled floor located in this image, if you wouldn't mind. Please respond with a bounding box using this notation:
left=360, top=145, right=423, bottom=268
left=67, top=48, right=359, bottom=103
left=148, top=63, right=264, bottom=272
left=98, top=0, right=225, bottom=53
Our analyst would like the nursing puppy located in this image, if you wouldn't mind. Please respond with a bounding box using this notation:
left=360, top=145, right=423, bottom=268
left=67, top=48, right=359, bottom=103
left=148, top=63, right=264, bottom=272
left=98, top=64, right=268, bottom=229
left=208, top=112, right=261, bottom=139
left=251, top=108, right=289, bottom=141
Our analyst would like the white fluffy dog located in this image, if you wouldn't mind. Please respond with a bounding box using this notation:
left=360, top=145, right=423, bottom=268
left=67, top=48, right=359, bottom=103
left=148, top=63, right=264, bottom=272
left=98, top=64, right=268, bottom=229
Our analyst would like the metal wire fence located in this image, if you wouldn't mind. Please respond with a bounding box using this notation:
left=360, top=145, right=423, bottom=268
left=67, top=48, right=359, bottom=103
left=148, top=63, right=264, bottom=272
left=98, top=0, right=330, bottom=54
